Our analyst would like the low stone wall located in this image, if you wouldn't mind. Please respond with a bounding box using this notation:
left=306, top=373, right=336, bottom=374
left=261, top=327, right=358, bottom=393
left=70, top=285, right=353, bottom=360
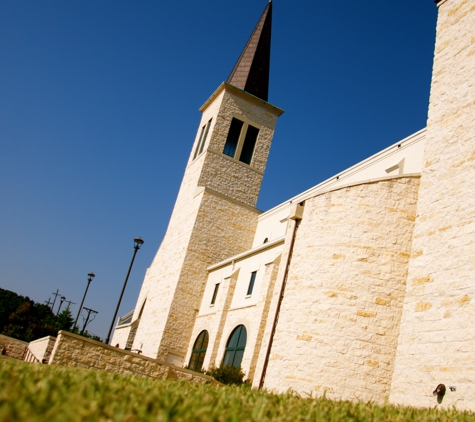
left=25, top=336, right=56, bottom=363
left=49, top=331, right=219, bottom=385
left=0, top=334, right=28, bottom=360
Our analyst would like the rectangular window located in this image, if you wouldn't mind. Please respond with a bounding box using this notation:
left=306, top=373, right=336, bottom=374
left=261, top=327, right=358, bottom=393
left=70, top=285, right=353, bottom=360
left=193, top=118, right=212, bottom=160
left=199, top=118, right=212, bottom=155
left=193, top=125, right=206, bottom=160
left=246, top=271, right=257, bottom=296
left=223, top=118, right=244, bottom=158
left=239, top=125, right=259, bottom=165
left=211, top=283, right=220, bottom=305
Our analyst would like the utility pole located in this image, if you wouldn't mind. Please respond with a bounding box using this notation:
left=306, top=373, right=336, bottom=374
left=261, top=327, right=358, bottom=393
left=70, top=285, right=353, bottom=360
left=44, top=297, right=53, bottom=307
left=81, top=307, right=98, bottom=335
left=51, top=289, right=61, bottom=310
left=64, top=299, right=76, bottom=311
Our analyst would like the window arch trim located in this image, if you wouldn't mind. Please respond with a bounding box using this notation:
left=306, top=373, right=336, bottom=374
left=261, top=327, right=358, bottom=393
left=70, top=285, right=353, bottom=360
left=189, top=330, right=209, bottom=372
left=222, top=324, right=247, bottom=368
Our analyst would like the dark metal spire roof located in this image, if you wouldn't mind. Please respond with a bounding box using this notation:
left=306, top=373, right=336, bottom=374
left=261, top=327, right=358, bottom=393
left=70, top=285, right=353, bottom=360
left=227, top=1, right=273, bottom=102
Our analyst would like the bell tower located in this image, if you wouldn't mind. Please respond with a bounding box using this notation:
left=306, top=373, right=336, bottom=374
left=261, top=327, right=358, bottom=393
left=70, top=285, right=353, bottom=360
left=114, top=1, right=284, bottom=362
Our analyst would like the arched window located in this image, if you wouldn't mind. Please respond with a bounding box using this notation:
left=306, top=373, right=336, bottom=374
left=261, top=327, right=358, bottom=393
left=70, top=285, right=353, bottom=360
left=222, top=325, right=247, bottom=368
left=189, top=330, right=209, bottom=372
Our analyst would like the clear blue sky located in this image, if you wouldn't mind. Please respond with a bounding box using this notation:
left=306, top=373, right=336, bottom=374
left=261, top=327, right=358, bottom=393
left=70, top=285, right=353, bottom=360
left=0, top=1, right=439, bottom=339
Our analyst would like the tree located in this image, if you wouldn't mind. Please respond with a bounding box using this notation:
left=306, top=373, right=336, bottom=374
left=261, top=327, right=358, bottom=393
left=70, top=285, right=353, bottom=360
left=0, top=288, right=101, bottom=343
left=0, top=288, right=28, bottom=333
left=2, top=300, right=60, bottom=342
left=2, top=302, right=36, bottom=341
left=54, top=308, right=74, bottom=332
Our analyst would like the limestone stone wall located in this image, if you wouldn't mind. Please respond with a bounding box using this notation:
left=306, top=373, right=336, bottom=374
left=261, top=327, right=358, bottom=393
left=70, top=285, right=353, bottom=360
left=199, top=87, right=281, bottom=207
left=186, top=90, right=224, bottom=168
left=206, top=86, right=281, bottom=175
left=25, top=336, right=56, bottom=363
left=155, top=190, right=260, bottom=362
left=0, top=334, right=28, bottom=360
left=390, top=0, right=475, bottom=412
left=263, top=177, right=420, bottom=403
left=198, top=151, right=263, bottom=208
left=125, top=166, right=260, bottom=360
left=128, top=151, right=207, bottom=357
left=49, top=331, right=218, bottom=384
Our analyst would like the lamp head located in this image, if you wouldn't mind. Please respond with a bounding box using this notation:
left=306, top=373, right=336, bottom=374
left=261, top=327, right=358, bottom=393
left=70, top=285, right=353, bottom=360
left=87, top=272, right=95, bottom=282
left=134, top=237, right=144, bottom=250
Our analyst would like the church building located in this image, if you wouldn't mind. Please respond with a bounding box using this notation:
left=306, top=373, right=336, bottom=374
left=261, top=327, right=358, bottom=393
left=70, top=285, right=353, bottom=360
left=112, top=0, right=475, bottom=411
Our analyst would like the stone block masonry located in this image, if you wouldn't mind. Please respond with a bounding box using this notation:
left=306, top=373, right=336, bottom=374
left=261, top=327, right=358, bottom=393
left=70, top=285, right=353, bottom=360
left=389, top=0, right=475, bottom=412
left=154, top=189, right=261, bottom=362
left=263, top=177, right=420, bottom=403
left=199, top=87, right=280, bottom=207
left=49, top=331, right=219, bottom=385
left=0, top=334, right=28, bottom=360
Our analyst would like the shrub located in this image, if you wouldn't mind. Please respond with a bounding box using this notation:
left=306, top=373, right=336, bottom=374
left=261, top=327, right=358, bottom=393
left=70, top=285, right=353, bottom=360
left=206, top=364, right=244, bottom=385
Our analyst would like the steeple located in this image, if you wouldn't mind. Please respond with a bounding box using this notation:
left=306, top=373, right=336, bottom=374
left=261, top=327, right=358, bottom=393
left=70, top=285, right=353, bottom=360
left=227, top=1, right=273, bottom=102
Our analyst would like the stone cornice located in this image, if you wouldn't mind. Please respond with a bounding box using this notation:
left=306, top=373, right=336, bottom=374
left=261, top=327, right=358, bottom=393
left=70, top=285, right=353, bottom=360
left=199, top=82, right=284, bottom=116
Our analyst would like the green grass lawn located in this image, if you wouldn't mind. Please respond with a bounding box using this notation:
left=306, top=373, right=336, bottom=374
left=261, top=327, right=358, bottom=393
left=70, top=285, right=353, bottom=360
left=1, top=360, right=474, bottom=421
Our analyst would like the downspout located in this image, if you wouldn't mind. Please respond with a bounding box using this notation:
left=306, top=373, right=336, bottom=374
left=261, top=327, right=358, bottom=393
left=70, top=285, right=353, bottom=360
left=258, top=202, right=304, bottom=389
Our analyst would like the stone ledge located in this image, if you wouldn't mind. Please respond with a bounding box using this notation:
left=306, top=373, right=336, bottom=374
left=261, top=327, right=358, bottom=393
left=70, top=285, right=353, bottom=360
left=199, top=82, right=284, bottom=116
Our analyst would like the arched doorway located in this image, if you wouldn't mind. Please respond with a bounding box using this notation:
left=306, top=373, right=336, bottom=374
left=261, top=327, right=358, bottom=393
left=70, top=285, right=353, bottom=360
left=222, top=325, right=247, bottom=368
left=189, top=330, right=209, bottom=372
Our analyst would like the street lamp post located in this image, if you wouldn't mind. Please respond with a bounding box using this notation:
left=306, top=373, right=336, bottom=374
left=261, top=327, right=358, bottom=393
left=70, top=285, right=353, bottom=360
left=106, top=237, right=144, bottom=345
left=74, top=272, right=95, bottom=330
